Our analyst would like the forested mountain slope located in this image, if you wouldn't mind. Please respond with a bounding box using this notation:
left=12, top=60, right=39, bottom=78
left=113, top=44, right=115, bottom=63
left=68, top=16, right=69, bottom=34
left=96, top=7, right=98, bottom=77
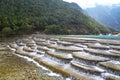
left=0, top=0, right=110, bottom=36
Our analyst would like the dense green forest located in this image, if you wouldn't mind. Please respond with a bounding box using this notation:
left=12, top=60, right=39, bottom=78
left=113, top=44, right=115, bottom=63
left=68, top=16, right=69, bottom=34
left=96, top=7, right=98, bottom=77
left=0, top=0, right=110, bottom=36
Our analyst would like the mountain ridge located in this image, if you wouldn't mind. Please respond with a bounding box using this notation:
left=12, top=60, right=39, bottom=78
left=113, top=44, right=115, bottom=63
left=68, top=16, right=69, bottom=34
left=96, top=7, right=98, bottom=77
left=86, top=4, right=120, bottom=31
left=0, top=0, right=110, bottom=36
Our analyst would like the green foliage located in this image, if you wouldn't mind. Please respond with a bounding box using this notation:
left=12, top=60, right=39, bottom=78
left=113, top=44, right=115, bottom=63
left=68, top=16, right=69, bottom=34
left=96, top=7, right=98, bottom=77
left=45, top=25, right=73, bottom=34
left=45, top=25, right=60, bottom=34
left=2, top=27, right=12, bottom=36
left=0, top=0, right=111, bottom=36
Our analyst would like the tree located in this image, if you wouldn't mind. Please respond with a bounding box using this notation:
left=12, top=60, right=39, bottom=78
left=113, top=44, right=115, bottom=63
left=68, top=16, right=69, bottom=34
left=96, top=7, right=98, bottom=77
left=44, top=25, right=60, bottom=34
left=2, top=27, right=12, bottom=36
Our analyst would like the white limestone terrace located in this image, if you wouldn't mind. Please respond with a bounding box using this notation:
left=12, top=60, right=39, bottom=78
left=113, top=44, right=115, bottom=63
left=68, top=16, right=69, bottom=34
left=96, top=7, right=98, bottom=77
left=7, top=35, right=120, bottom=80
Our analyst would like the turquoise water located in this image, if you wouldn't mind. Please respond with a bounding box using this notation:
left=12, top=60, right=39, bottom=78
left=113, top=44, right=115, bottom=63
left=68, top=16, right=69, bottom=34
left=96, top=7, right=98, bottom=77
left=56, top=35, right=120, bottom=40
left=80, top=35, right=120, bottom=40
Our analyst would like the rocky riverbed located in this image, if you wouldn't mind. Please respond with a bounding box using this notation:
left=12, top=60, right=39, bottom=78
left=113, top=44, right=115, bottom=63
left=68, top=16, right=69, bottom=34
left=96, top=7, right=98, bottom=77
left=0, top=34, right=120, bottom=80
left=0, top=43, right=64, bottom=80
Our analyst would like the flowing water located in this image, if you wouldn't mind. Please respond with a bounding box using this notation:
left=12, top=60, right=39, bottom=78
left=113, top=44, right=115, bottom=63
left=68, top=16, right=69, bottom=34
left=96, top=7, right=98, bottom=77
left=0, top=34, right=120, bottom=80
left=59, top=35, right=120, bottom=40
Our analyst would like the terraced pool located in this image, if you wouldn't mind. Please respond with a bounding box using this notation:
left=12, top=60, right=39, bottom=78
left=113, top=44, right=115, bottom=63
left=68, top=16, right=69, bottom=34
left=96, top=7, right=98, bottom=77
left=57, top=35, right=120, bottom=40
left=1, top=34, right=120, bottom=80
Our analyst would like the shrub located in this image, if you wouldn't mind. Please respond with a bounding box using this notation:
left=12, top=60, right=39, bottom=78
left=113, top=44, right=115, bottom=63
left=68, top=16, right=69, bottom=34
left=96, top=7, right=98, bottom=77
left=2, top=27, right=12, bottom=36
left=44, top=25, right=60, bottom=34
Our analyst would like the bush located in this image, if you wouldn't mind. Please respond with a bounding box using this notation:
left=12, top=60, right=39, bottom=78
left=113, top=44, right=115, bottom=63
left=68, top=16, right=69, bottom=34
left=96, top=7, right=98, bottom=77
left=44, top=25, right=60, bottom=34
left=2, top=27, right=12, bottom=36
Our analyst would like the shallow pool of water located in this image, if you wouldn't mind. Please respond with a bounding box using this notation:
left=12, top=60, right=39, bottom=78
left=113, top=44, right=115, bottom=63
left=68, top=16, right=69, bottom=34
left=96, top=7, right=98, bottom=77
left=56, top=35, right=120, bottom=40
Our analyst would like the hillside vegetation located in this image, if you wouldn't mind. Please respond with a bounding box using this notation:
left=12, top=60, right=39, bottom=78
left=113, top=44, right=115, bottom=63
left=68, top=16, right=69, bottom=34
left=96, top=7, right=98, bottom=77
left=0, top=0, right=110, bottom=36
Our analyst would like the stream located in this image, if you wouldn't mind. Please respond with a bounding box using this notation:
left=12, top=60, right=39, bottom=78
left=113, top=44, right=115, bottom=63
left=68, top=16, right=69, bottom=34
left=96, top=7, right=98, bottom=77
left=0, top=34, right=120, bottom=80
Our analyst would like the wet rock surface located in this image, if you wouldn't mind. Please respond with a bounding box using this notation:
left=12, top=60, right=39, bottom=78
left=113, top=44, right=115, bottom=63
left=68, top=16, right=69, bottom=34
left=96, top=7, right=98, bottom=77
left=71, top=61, right=105, bottom=74
left=72, top=52, right=109, bottom=62
left=99, top=61, right=120, bottom=75
left=0, top=45, right=64, bottom=80
left=1, top=34, right=120, bottom=80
